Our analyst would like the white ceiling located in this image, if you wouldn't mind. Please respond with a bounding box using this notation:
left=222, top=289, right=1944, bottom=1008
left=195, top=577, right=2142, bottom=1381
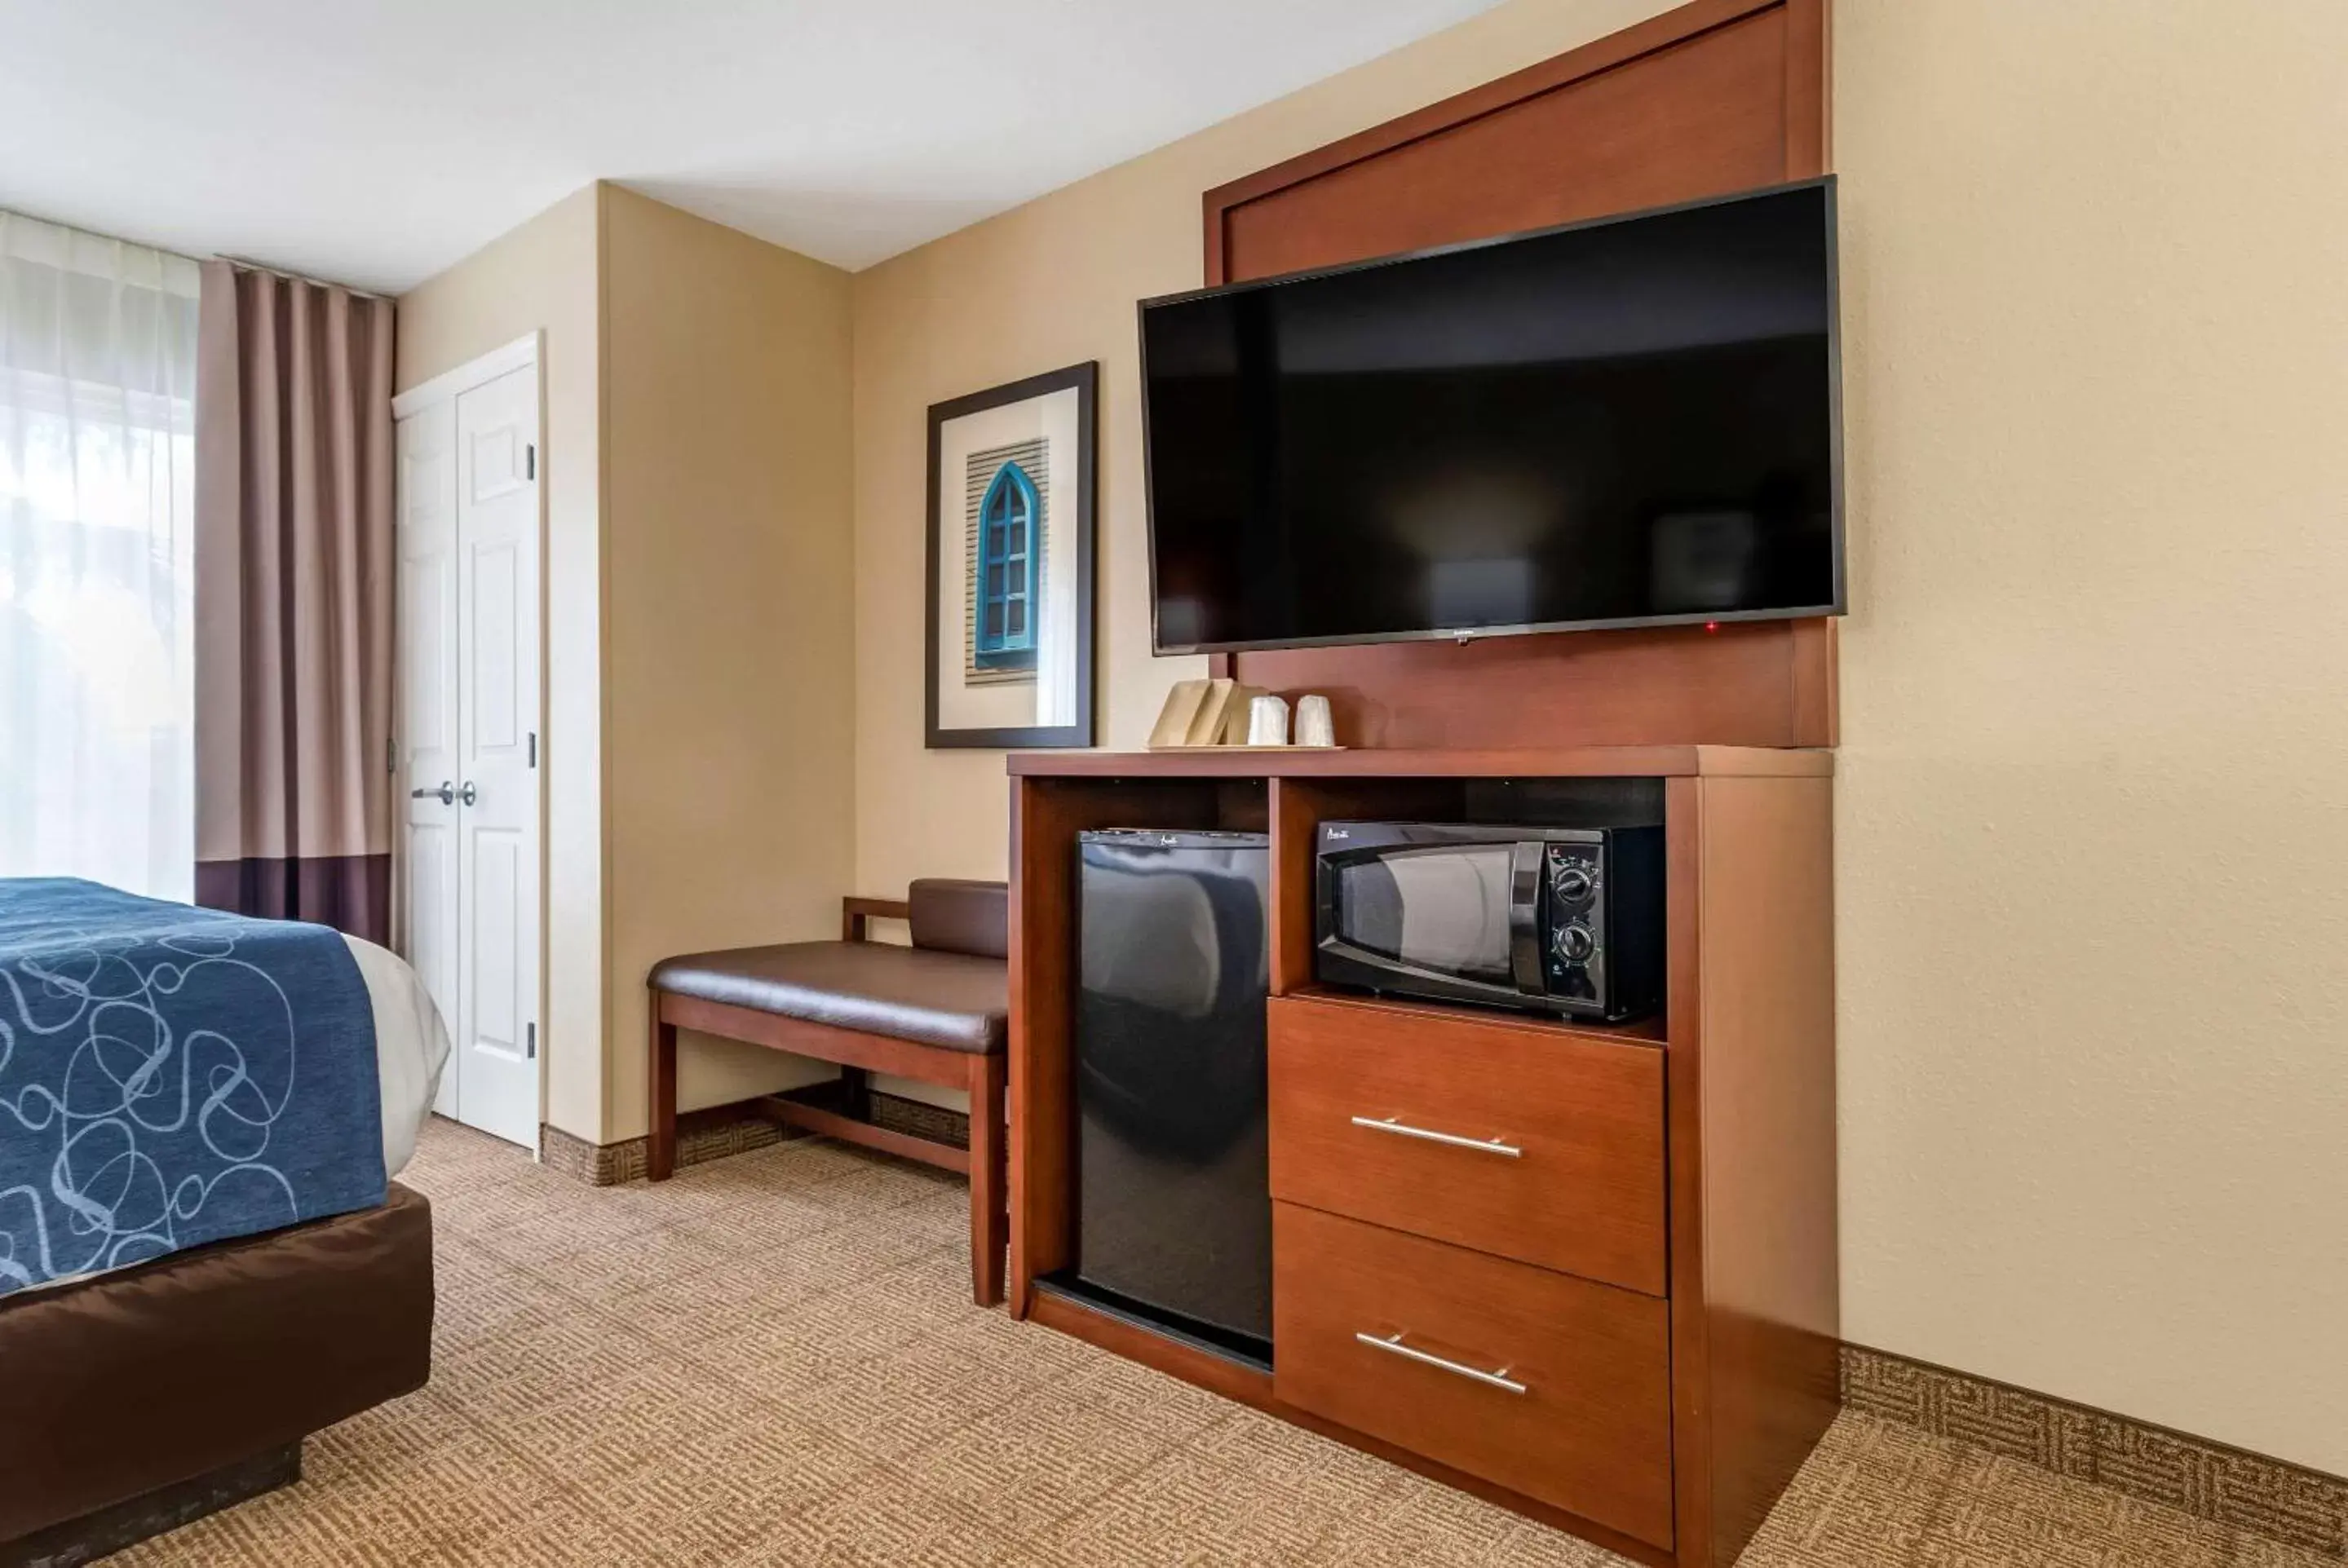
left=0, top=0, right=1506, bottom=295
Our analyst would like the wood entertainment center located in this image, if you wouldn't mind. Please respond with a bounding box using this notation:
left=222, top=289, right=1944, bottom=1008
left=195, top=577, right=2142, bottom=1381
left=1006, top=4, right=1837, bottom=1564
left=1008, top=748, right=1834, bottom=1567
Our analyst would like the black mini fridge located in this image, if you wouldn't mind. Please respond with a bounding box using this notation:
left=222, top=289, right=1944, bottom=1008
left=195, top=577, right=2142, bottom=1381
left=1070, top=828, right=1273, bottom=1363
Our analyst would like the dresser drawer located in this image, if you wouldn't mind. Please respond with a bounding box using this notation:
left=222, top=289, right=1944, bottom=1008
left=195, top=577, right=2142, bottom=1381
left=1267, top=992, right=1666, bottom=1295
left=1273, top=1203, right=1674, bottom=1548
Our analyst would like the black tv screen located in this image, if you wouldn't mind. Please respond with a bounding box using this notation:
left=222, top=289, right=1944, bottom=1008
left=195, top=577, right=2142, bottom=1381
left=1139, top=179, right=1842, bottom=653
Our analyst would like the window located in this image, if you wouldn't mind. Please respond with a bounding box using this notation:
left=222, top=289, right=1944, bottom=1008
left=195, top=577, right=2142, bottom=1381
left=973, top=461, right=1040, bottom=671
left=0, top=212, right=198, bottom=899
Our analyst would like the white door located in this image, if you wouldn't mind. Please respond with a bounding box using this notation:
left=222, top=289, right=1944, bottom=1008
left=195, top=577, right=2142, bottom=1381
left=451, top=365, right=542, bottom=1148
left=395, top=347, right=542, bottom=1151
left=396, top=403, right=462, bottom=1120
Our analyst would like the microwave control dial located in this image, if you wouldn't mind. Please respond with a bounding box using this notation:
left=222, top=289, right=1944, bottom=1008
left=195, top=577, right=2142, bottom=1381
left=1551, top=865, right=1594, bottom=904
left=1555, top=923, right=1597, bottom=964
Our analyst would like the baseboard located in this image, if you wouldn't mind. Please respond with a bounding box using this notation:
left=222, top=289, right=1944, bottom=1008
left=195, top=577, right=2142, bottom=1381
left=1841, top=1342, right=2347, bottom=1556
left=538, top=1089, right=971, bottom=1187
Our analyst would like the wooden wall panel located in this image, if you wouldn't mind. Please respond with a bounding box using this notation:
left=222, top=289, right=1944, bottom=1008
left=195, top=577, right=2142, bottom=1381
left=1198, top=0, right=1837, bottom=753
left=1218, top=7, right=1788, bottom=284
left=1228, top=620, right=1819, bottom=753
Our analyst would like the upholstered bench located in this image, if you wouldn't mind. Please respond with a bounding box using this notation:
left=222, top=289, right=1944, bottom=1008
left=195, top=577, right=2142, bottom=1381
left=646, top=879, right=1009, bottom=1305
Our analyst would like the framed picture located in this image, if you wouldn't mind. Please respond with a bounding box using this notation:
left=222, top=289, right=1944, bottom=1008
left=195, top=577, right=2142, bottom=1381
left=926, top=361, right=1097, bottom=749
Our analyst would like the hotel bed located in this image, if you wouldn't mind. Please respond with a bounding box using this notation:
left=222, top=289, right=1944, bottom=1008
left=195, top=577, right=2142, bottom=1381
left=0, top=880, right=449, bottom=1565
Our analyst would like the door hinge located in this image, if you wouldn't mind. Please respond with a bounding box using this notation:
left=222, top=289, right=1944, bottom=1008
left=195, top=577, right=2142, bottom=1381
left=528, top=731, right=537, bottom=768
left=526, top=1022, right=537, bottom=1060
left=525, top=444, right=537, bottom=481
left=387, top=736, right=397, bottom=774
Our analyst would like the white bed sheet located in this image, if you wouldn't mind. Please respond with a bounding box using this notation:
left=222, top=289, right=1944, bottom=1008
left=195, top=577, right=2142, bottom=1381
left=341, top=935, right=451, bottom=1177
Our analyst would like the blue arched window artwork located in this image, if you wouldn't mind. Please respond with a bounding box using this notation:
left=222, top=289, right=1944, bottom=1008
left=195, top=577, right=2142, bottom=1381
left=974, top=462, right=1041, bottom=671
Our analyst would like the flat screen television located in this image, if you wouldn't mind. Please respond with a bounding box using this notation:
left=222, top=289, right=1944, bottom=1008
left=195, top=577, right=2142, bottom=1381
left=1139, top=178, right=1842, bottom=654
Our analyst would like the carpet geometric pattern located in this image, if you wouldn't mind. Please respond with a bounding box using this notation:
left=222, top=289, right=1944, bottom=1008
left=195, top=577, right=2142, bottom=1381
left=116, top=1119, right=2333, bottom=1566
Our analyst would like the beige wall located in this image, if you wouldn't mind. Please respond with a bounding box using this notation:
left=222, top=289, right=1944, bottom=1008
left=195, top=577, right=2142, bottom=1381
left=1831, top=0, right=2348, bottom=1475
left=600, top=187, right=858, bottom=1139
left=849, top=0, right=2348, bottom=1473
left=396, top=185, right=606, bottom=1142
left=398, top=184, right=857, bottom=1144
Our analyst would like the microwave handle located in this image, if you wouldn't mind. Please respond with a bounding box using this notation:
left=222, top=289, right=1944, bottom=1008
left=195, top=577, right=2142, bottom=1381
left=1508, top=841, right=1545, bottom=994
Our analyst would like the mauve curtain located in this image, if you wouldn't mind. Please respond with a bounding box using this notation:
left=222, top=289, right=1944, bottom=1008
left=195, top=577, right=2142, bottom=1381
left=193, top=262, right=395, bottom=943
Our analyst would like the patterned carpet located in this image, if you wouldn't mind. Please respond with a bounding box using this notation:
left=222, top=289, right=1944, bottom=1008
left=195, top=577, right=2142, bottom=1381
left=117, top=1117, right=2329, bottom=1566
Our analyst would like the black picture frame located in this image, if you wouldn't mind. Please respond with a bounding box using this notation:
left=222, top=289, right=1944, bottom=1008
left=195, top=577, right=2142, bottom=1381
left=925, top=361, right=1097, bottom=750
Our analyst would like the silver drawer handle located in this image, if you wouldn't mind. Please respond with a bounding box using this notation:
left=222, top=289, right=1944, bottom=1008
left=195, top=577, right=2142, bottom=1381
left=1350, top=1115, right=1522, bottom=1159
left=1355, top=1331, right=1528, bottom=1394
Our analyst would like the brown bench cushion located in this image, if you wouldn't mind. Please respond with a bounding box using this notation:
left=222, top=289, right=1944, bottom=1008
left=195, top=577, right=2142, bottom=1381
left=651, top=940, right=1008, bottom=1053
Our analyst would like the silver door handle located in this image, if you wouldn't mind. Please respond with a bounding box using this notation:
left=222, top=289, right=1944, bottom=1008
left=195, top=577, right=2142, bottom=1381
left=458, top=781, right=478, bottom=806
left=1355, top=1331, right=1527, bottom=1394
left=411, top=781, right=453, bottom=805
left=1350, top=1115, right=1522, bottom=1159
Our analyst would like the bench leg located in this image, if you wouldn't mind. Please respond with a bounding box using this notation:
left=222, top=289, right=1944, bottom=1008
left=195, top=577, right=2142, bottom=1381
left=648, top=998, right=678, bottom=1182
left=968, top=1053, right=1007, bottom=1308
left=839, top=1065, right=873, bottom=1122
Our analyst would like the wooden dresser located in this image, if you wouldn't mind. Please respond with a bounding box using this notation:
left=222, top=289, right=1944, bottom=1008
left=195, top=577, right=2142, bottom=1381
left=1005, top=746, right=1837, bottom=1568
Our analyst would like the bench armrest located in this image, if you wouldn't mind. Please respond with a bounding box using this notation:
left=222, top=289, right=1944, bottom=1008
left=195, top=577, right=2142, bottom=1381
left=841, top=895, right=912, bottom=943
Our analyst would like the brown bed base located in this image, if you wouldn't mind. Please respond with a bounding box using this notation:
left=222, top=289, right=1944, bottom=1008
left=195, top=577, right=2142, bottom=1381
left=0, top=1186, right=436, bottom=1566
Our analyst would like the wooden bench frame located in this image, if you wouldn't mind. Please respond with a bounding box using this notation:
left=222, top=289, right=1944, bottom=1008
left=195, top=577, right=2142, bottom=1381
left=647, top=895, right=1009, bottom=1306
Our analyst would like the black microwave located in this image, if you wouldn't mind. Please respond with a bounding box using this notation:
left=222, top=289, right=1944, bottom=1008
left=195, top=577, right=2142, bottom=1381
left=1314, top=821, right=1665, bottom=1023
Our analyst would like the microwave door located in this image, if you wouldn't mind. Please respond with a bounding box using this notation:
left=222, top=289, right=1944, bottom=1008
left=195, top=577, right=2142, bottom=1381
left=1319, top=841, right=1541, bottom=1007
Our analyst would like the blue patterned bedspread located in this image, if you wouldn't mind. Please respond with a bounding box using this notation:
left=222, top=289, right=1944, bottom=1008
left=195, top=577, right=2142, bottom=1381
left=0, top=878, right=385, bottom=1296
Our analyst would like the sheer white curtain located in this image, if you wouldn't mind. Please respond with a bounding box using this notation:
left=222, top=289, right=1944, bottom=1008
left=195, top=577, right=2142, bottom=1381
left=0, top=212, right=198, bottom=899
